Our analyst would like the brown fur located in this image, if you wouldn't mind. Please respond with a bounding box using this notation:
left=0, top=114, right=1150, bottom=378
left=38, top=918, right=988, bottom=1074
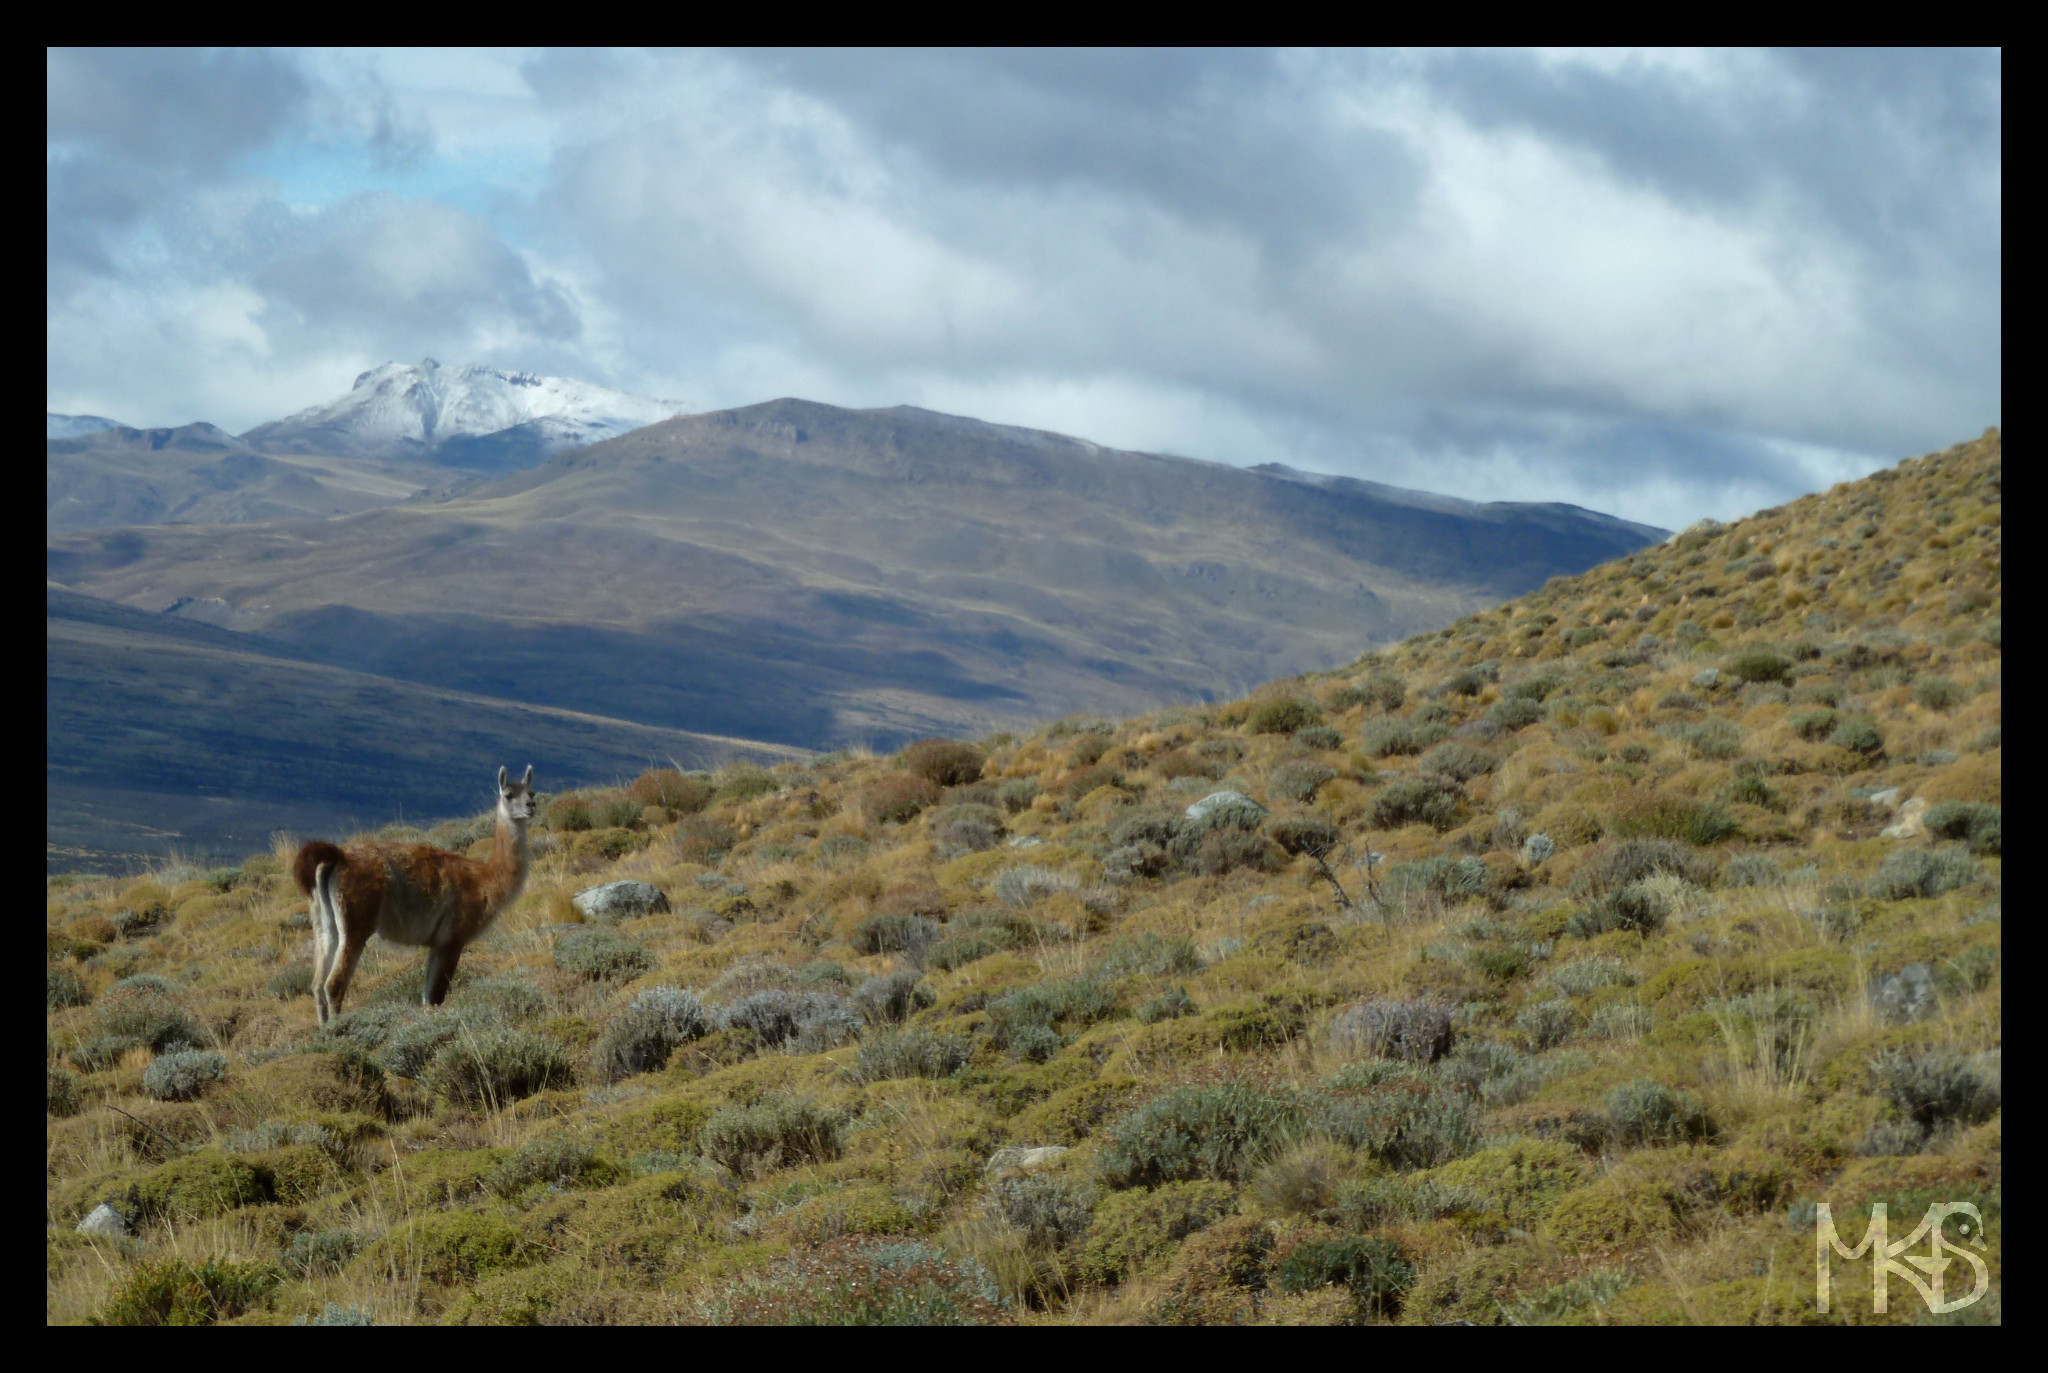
left=294, top=765, right=537, bottom=1024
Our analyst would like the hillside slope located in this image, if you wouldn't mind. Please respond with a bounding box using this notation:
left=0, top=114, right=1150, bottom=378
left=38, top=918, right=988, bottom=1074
left=46, top=590, right=803, bottom=872
left=45, top=430, right=1998, bottom=1325
left=49, top=398, right=1664, bottom=751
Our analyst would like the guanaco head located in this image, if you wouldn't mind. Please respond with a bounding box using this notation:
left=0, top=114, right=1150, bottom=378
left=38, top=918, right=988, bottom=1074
left=496, top=764, right=537, bottom=824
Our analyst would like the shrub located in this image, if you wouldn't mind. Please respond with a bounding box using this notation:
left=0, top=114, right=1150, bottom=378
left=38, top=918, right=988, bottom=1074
left=994, top=864, right=1080, bottom=908
left=486, top=1134, right=616, bottom=1196
left=1269, top=759, right=1337, bottom=802
left=1435, top=668, right=1492, bottom=697
left=719, top=989, right=860, bottom=1052
left=1723, top=854, right=1781, bottom=887
left=1275, top=1235, right=1414, bottom=1321
left=1097, top=1084, right=1306, bottom=1187
left=282, top=1230, right=363, bottom=1278
left=1267, top=815, right=1339, bottom=857
left=854, top=1028, right=972, bottom=1082
left=986, top=976, right=1121, bottom=1050
left=548, top=797, right=593, bottom=832
left=423, top=1028, right=572, bottom=1107
left=1604, top=1080, right=1709, bottom=1145
left=1829, top=716, right=1886, bottom=756
left=674, top=815, right=739, bottom=863
left=1194, top=829, right=1283, bottom=876
left=1659, top=718, right=1745, bottom=759
left=267, top=965, right=314, bottom=1000
left=1514, top=1000, right=1576, bottom=1050
left=1382, top=855, right=1488, bottom=908
left=94, top=983, right=202, bottom=1053
left=1325, top=998, right=1456, bottom=1063
left=1549, top=956, right=1637, bottom=996
left=1078, top=1180, right=1237, bottom=1284
left=1789, top=707, right=1839, bottom=741
left=141, top=1049, right=227, bottom=1102
left=627, top=768, right=712, bottom=813
left=988, top=1173, right=1096, bottom=1253
left=852, top=913, right=942, bottom=959
left=1137, top=986, right=1197, bottom=1023
left=70, top=1035, right=140, bottom=1072
left=902, top=738, right=987, bottom=787
left=706, top=1238, right=1004, bottom=1326
left=1419, top=741, right=1498, bottom=781
left=854, top=970, right=935, bottom=1024
left=1486, top=697, right=1544, bottom=729
left=1247, top=698, right=1321, bottom=735
left=995, top=777, right=1041, bottom=813
left=862, top=775, right=942, bottom=824
left=1572, top=838, right=1718, bottom=895
left=554, top=927, right=654, bottom=983
left=1367, top=774, right=1463, bottom=831
left=363, top=1212, right=531, bottom=1284
left=1567, top=883, right=1669, bottom=938
left=1924, top=801, right=2001, bottom=855
left=1724, top=649, right=1792, bottom=683
left=292, top=1303, right=375, bottom=1326
left=1295, top=725, right=1345, bottom=751
left=1609, top=792, right=1741, bottom=846
left=595, top=986, right=711, bottom=1081
left=95, top=1258, right=279, bottom=1326
left=47, top=1064, right=80, bottom=1117
left=1868, top=846, right=1982, bottom=900
left=1316, top=1082, right=1479, bottom=1169
left=700, top=1095, right=846, bottom=1172
left=1913, top=677, right=1965, bottom=711
left=715, top=767, right=780, bottom=803
left=1359, top=717, right=1450, bottom=757
left=1868, top=1050, right=2000, bottom=1131
left=1093, top=932, right=1203, bottom=979
left=48, top=966, right=91, bottom=1010
left=932, top=805, right=1004, bottom=853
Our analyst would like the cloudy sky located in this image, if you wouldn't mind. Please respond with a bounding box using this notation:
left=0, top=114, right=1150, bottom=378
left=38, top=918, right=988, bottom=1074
left=47, top=48, right=2000, bottom=528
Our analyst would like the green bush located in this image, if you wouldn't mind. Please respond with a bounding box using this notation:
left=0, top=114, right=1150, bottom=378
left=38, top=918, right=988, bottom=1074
left=1913, top=677, right=1965, bottom=710
left=1419, top=741, right=1499, bottom=781
left=701, top=1095, right=847, bottom=1171
left=1514, top=999, right=1577, bottom=1050
left=1566, top=883, right=1670, bottom=938
left=1604, top=1080, right=1709, bottom=1145
left=1868, top=846, right=1982, bottom=900
left=554, top=926, right=654, bottom=982
left=423, top=1027, right=573, bottom=1107
left=362, top=1211, right=531, bottom=1284
left=706, top=1238, right=1004, bottom=1326
left=1868, top=1050, right=2000, bottom=1131
left=1269, top=759, right=1337, bottom=802
left=47, top=967, right=90, bottom=1010
left=854, top=1028, right=971, bottom=1082
left=1367, top=774, right=1463, bottom=831
left=1924, top=802, right=2001, bottom=855
left=1724, top=649, right=1792, bottom=684
left=141, top=1049, right=227, bottom=1102
left=1829, top=716, right=1886, bottom=756
left=1247, top=698, right=1321, bottom=735
left=987, top=1173, right=1096, bottom=1252
left=1659, top=718, right=1745, bottom=759
left=1572, top=839, right=1717, bottom=895
left=1359, top=717, right=1451, bottom=757
left=1093, top=932, right=1203, bottom=979
left=1550, top=956, right=1638, bottom=996
left=1487, top=697, right=1544, bottom=729
left=1137, top=987, right=1197, bottom=1023
left=1078, top=1180, right=1237, bottom=1284
left=1194, top=829, right=1283, bottom=876
left=1268, top=815, right=1339, bottom=856
left=995, top=777, right=1041, bottom=813
left=1316, top=1083, right=1478, bottom=1169
left=1097, top=1084, right=1306, bottom=1187
left=95, top=1258, right=279, bottom=1326
left=93, top=983, right=202, bottom=1053
left=548, top=797, right=593, bottom=832
left=47, top=1064, right=81, bottom=1117
left=1275, top=1235, right=1414, bottom=1321
left=1325, top=998, right=1456, bottom=1062
left=1789, top=708, right=1839, bottom=741
left=986, top=976, right=1121, bottom=1049
left=902, top=738, right=987, bottom=786
left=267, top=964, right=314, bottom=1000
left=283, top=1229, right=363, bottom=1278
left=595, top=986, right=710, bottom=1081
left=485, top=1134, right=618, bottom=1196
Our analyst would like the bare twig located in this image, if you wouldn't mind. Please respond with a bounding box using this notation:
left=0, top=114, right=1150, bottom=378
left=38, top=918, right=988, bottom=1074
left=106, top=1104, right=182, bottom=1154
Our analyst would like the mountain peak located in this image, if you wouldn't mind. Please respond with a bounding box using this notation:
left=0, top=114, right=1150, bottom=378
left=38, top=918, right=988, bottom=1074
left=246, top=362, right=686, bottom=470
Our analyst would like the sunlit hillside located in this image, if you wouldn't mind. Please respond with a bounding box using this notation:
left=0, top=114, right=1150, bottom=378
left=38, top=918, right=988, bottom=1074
left=47, top=430, right=2000, bottom=1325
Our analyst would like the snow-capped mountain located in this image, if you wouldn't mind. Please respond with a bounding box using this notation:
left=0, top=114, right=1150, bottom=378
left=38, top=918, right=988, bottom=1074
left=48, top=412, right=125, bottom=440
left=239, top=360, right=685, bottom=470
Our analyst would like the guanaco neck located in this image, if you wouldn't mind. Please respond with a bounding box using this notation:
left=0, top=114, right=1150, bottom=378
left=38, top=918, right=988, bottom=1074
left=485, top=811, right=531, bottom=912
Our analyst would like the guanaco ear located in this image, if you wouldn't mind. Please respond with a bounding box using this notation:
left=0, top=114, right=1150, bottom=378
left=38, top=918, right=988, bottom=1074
left=498, top=765, right=509, bottom=792
left=522, top=765, right=534, bottom=788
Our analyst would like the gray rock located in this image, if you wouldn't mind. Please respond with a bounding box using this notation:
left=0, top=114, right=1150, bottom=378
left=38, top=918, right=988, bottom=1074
left=1868, top=788, right=1902, bottom=811
left=1881, top=797, right=1928, bottom=841
left=1691, top=668, right=1723, bottom=690
left=1185, top=790, right=1267, bottom=830
left=77, top=1203, right=129, bottom=1237
left=1007, top=835, right=1044, bottom=849
left=1872, top=963, right=1938, bottom=1024
left=985, top=1145, right=1070, bottom=1175
left=572, top=880, right=671, bottom=921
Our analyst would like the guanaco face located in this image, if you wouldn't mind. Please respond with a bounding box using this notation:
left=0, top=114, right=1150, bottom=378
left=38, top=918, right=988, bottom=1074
left=498, top=764, right=537, bottom=824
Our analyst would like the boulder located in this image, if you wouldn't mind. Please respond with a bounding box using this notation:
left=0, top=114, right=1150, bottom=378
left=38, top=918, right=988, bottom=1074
left=1880, top=797, right=1929, bottom=841
left=77, top=1202, right=130, bottom=1237
left=985, top=1145, right=1070, bottom=1175
left=572, top=880, right=671, bottom=921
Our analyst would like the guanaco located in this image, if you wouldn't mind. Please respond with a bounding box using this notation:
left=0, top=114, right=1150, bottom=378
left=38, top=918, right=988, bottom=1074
left=292, top=766, right=536, bottom=1024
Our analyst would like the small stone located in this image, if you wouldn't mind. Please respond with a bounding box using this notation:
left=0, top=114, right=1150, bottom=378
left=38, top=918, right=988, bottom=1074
left=77, top=1203, right=129, bottom=1237
left=1868, top=788, right=1902, bottom=811
left=572, top=880, right=671, bottom=921
left=985, top=1145, right=1070, bottom=1175
left=1691, top=668, right=1723, bottom=690
left=1008, top=835, right=1043, bottom=849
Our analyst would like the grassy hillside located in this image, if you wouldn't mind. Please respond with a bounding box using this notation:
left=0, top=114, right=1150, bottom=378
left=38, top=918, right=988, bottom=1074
left=47, top=399, right=1663, bottom=752
left=46, top=590, right=803, bottom=873
left=45, top=431, right=1999, bottom=1325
